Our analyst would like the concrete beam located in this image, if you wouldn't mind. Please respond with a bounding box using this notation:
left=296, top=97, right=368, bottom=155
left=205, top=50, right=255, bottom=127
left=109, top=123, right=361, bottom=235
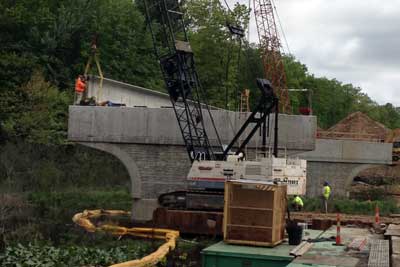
left=86, top=76, right=219, bottom=110
left=68, top=106, right=317, bottom=151
left=87, top=76, right=172, bottom=108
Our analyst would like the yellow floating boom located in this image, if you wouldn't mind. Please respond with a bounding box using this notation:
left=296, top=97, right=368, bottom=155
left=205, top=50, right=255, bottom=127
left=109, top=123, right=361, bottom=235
left=72, top=209, right=179, bottom=267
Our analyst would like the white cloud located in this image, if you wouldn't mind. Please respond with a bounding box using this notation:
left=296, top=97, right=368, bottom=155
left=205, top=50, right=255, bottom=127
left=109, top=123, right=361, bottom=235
left=226, top=0, right=400, bottom=106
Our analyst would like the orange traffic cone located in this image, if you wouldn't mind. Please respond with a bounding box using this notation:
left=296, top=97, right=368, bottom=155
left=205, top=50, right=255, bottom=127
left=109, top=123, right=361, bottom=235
left=375, top=205, right=380, bottom=224
left=335, top=213, right=342, bottom=245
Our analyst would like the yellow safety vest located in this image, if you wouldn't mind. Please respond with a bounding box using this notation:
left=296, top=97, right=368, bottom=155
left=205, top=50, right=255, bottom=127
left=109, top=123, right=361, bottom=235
left=323, top=186, right=331, bottom=199
left=293, top=196, right=304, bottom=207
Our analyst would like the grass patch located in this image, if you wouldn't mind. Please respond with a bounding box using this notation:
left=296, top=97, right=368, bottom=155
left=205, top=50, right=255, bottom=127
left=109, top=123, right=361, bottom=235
left=291, top=196, right=400, bottom=216
left=2, top=189, right=132, bottom=246
left=333, top=198, right=398, bottom=216
left=28, top=189, right=132, bottom=218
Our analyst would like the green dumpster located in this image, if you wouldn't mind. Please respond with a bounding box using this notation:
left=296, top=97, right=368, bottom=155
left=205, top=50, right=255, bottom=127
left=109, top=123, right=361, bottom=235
left=201, top=241, right=295, bottom=267
left=201, top=230, right=324, bottom=267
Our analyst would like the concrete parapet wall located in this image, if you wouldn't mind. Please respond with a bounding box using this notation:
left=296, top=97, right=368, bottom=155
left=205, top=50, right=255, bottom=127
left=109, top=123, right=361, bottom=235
left=299, top=139, right=392, bottom=164
left=68, top=106, right=316, bottom=151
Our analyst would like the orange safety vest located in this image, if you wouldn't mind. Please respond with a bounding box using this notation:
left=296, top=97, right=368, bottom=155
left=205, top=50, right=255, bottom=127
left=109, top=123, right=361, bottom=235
left=75, top=77, right=86, bottom=93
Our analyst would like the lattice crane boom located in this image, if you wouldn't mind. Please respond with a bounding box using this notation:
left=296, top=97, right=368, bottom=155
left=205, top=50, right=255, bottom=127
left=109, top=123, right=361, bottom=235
left=253, top=0, right=290, bottom=113
left=144, top=0, right=222, bottom=162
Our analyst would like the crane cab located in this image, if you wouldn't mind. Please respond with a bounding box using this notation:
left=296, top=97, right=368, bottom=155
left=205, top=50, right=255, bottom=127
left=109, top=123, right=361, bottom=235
left=187, top=156, right=307, bottom=195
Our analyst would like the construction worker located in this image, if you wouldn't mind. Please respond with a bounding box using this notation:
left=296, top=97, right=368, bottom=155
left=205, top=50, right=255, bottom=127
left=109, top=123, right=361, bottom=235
left=75, top=75, right=87, bottom=105
left=292, top=195, right=304, bottom=211
left=322, top=181, right=331, bottom=213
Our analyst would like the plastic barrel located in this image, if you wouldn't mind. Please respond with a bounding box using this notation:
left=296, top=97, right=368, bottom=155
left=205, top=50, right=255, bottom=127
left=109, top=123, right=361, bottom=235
left=286, top=222, right=303, bottom=245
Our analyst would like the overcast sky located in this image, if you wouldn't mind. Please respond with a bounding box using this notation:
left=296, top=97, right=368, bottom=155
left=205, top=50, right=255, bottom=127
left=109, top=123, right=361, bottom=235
left=227, top=0, right=400, bottom=106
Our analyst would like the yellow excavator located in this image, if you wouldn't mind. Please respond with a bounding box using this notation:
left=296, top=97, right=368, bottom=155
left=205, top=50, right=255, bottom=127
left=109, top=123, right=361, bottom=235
left=385, top=129, right=400, bottom=163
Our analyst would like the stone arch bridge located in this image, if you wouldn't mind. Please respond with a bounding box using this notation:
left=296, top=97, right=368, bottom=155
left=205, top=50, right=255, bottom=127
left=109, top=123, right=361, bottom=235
left=68, top=77, right=392, bottom=220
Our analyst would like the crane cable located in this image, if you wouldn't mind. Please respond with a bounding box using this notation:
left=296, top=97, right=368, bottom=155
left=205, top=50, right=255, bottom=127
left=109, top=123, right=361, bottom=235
left=84, top=34, right=104, bottom=100
left=223, top=0, right=232, bottom=12
left=219, top=0, right=247, bottom=111
left=219, top=0, right=248, bottom=147
left=247, top=0, right=251, bottom=42
left=270, top=0, right=291, bottom=55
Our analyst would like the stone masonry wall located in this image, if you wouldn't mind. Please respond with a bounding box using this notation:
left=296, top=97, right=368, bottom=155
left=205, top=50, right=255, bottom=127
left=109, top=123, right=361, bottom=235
left=121, top=143, right=191, bottom=198
left=306, top=161, right=377, bottom=197
left=83, top=142, right=380, bottom=221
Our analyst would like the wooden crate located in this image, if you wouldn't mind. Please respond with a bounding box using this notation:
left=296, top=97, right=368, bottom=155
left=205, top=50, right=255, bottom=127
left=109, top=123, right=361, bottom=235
left=223, top=180, right=287, bottom=247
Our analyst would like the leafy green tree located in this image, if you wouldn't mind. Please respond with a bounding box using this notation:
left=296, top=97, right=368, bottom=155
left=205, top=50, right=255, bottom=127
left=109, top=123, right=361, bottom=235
left=0, top=0, right=163, bottom=143
left=186, top=0, right=249, bottom=109
left=87, top=0, right=162, bottom=89
left=3, top=71, right=70, bottom=145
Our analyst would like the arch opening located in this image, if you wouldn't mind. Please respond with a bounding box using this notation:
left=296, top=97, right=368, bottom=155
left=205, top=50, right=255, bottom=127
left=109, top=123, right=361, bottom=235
left=79, top=142, right=141, bottom=198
